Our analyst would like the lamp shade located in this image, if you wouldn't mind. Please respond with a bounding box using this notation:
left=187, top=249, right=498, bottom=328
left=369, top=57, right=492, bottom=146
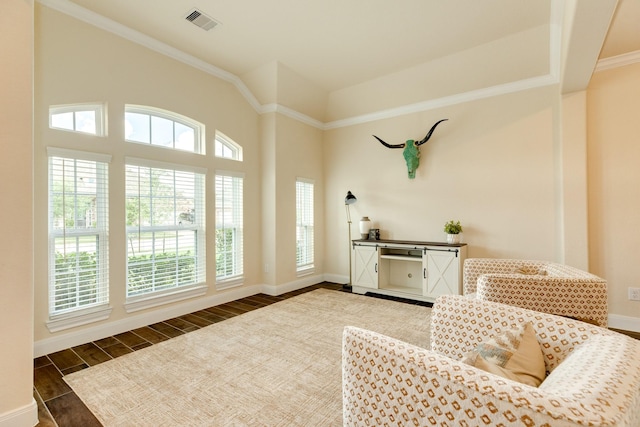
left=345, top=191, right=357, bottom=205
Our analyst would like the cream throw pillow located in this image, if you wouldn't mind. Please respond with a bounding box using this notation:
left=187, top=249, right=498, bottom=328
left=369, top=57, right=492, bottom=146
left=462, top=322, right=546, bottom=387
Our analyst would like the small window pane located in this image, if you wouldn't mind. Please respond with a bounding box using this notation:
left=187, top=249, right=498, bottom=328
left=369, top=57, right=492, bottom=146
left=151, top=116, right=174, bottom=147
left=125, top=112, right=150, bottom=143
left=75, top=111, right=96, bottom=134
left=175, top=122, right=195, bottom=152
left=51, top=112, right=74, bottom=131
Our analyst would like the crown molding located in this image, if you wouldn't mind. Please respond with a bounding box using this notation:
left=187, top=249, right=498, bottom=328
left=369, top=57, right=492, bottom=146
left=595, top=50, right=640, bottom=73
left=37, top=0, right=262, bottom=112
left=36, top=0, right=563, bottom=132
left=324, top=74, right=558, bottom=130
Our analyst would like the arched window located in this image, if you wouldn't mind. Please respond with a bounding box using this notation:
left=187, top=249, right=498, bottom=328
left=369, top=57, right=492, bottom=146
left=214, top=132, right=243, bottom=161
left=125, top=105, right=205, bottom=154
left=49, top=103, right=106, bottom=136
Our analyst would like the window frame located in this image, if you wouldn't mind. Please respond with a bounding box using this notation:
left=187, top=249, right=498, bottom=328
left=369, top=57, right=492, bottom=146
left=46, top=147, right=112, bottom=331
left=124, top=157, right=207, bottom=310
left=296, top=178, right=315, bottom=275
left=124, top=105, right=205, bottom=154
left=49, top=103, right=106, bottom=136
left=215, top=170, right=244, bottom=288
left=214, top=132, right=243, bottom=161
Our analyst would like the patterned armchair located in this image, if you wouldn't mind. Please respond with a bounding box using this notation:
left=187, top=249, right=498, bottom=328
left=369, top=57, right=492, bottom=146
left=463, top=258, right=608, bottom=326
left=342, top=295, right=640, bottom=426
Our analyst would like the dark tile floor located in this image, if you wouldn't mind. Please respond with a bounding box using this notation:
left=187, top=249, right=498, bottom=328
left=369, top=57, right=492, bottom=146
left=33, top=283, right=640, bottom=426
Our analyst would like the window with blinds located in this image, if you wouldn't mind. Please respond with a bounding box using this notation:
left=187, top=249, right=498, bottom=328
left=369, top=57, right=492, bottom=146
left=48, top=149, right=110, bottom=316
left=296, top=178, right=314, bottom=274
left=215, top=172, right=243, bottom=287
left=125, top=159, right=206, bottom=297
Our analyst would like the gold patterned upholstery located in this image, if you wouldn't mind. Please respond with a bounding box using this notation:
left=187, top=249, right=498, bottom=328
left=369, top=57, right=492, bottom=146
left=463, top=258, right=608, bottom=327
left=342, top=295, right=640, bottom=426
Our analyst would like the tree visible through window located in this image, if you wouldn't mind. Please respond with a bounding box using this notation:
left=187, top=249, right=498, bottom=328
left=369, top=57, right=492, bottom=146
left=48, top=150, right=110, bottom=316
left=125, top=161, right=206, bottom=297
left=215, top=172, right=243, bottom=286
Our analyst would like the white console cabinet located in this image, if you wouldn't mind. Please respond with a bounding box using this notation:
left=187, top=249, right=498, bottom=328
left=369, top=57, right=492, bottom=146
left=351, top=239, right=467, bottom=303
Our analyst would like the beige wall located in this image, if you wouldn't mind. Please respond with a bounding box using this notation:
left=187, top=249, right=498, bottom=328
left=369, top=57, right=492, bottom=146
left=33, top=4, right=328, bottom=353
left=0, top=0, right=38, bottom=424
left=588, top=62, right=640, bottom=320
left=33, top=6, right=263, bottom=344
left=324, top=85, right=565, bottom=277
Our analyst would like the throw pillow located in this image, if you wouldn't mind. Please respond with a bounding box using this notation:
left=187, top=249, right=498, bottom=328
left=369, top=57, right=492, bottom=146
left=462, top=322, right=546, bottom=387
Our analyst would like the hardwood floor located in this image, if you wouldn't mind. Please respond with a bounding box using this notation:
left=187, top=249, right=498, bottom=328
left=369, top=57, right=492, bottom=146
left=33, top=283, right=639, bottom=426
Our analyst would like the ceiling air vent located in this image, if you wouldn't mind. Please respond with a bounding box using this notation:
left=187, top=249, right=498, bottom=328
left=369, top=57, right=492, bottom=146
left=185, top=8, right=220, bottom=31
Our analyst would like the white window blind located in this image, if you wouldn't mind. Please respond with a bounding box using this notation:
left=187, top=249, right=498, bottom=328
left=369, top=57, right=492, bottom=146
left=48, top=150, right=110, bottom=316
left=296, top=179, right=314, bottom=273
left=215, top=172, right=243, bottom=285
left=124, top=105, right=204, bottom=154
left=125, top=161, right=206, bottom=297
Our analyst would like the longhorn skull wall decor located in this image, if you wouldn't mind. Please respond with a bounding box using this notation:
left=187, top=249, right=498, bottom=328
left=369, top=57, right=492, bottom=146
left=373, top=119, right=448, bottom=179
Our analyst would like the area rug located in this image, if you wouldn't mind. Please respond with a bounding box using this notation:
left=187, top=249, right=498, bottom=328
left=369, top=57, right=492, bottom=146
left=64, top=289, right=432, bottom=426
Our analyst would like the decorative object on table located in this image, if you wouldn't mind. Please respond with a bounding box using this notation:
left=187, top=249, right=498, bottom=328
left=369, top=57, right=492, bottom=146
left=373, top=119, right=448, bottom=179
left=359, top=216, right=372, bottom=239
left=344, top=191, right=357, bottom=284
left=444, top=220, right=462, bottom=244
left=368, top=228, right=380, bottom=240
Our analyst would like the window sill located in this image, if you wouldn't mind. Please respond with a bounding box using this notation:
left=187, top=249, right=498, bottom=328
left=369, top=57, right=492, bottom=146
left=216, top=276, right=244, bottom=290
left=47, top=305, right=113, bottom=333
left=297, top=267, right=315, bottom=277
left=124, top=284, right=208, bottom=313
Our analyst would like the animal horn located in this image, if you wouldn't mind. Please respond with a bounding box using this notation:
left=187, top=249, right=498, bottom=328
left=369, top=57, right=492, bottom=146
left=415, top=119, right=448, bottom=146
left=373, top=135, right=405, bottom=149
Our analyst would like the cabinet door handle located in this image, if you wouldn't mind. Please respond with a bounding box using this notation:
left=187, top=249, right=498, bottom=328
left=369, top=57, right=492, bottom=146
left=375, top=263, right=378, bottom=273
left=423, top=268, right=427, bottom=279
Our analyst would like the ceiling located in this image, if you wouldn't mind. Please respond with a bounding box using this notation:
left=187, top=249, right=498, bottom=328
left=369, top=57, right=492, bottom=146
left=48, top=0, right=640, bottom=94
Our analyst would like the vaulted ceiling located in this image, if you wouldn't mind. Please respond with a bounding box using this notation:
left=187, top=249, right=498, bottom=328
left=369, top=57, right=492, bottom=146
left=39, top=0, right=640, bottom=122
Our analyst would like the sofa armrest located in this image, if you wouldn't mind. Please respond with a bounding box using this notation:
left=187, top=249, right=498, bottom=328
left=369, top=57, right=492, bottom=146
left=429, top=295, right=612, bottom=372
left=343, top=326, right=596, bottom=427
left=476, top=274, right=608, bottom=326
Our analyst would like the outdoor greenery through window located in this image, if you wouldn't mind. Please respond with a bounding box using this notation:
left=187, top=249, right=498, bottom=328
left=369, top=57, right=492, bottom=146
left=125, top=105, right=204, bottom=154
left=48, top=149, right=110, bottom=316
left=296, top=179, right=314, bottom=273
left=125, top=160, right=206, bottom=297
left=214, top=132, right=243, bottom=161
left=215, top=172, right=243, bottom=286
left=49, top=103, right=105, bottom=136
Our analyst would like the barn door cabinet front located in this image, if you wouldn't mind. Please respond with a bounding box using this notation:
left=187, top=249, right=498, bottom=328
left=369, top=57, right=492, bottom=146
left=351, top=239, right=467, bottom=303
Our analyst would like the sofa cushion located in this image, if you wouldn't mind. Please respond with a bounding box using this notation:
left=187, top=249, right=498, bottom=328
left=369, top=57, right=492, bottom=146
left=462, top=322, right=546, bottom=387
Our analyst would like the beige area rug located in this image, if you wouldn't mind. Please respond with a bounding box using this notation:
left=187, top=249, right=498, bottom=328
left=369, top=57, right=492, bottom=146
left=64, top=289, right=432, bottom=426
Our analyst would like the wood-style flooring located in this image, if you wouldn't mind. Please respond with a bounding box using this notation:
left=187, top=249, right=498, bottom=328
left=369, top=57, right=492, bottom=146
left=33, top=283, right=640, bottom=426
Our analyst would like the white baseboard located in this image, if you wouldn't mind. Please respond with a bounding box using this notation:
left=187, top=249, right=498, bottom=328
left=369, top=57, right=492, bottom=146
left=34, top=284, right=262, bottom=357
left=261, top=274, right=326, bottom=296
left=0, top=398, right=38, bottom=427
left=323, top=273, right=349, bottom=285
left=609, top=313, right=640, bottom=333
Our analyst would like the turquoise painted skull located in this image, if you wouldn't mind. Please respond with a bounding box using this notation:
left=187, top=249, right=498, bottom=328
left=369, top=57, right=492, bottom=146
left=373, top=119, right=447, bottom=179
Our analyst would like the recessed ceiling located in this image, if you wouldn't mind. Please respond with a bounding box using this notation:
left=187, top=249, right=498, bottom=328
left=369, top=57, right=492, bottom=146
left=54, top=0, right=640, bottom=93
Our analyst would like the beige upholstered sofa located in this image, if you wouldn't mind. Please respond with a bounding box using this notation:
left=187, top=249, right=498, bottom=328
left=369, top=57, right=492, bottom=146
left=463, top=258, right=608, bottom=326
left=342, top=295, right=640, bottom=426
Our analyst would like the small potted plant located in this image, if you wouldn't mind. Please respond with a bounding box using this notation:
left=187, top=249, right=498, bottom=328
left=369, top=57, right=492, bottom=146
left=444, top=220, right=462, bottom=244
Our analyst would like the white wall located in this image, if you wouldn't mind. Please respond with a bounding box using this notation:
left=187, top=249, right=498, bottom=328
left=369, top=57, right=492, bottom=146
left=0, top=1, right=38, bottom=425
